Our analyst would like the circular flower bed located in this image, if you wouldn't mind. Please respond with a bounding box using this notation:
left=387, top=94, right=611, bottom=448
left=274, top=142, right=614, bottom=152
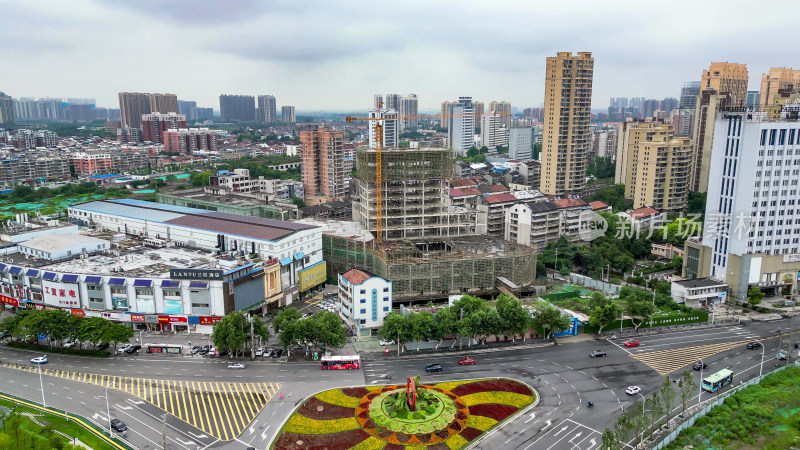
left=272, top=378, right=535, bottom=450
left=363, top=385, right=466, bottom=438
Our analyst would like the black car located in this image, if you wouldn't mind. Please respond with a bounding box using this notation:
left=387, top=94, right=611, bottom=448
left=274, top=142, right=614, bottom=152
left=110, top=419, right=127, bottom=432
left=197, top=349, right=209, bottom=356
left=589, top=350, right=607, bottom=358
left=124, top=344, right=141, bottom=354
left=0, top=332, right=10, bottom=339
left=425, top=364, right=443, bottom=373
left=201, top=345, right=210, bottom=352
left=747, top=342, right=763, bottom=350
left=97, top=343, right=110, bottom=350
left=692, top=362, right=708, bottom=370
left=272, top=349, right=284, bottom=358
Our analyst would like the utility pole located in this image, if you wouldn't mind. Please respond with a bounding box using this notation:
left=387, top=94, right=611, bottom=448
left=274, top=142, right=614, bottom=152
left=250, top=315, right=255, bottom=361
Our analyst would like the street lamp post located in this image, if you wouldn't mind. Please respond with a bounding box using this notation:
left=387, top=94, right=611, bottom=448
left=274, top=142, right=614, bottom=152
left=37, top=363, right=45, bottom=407
left=105, top=381, right=115, bottom=437
left=759, top=341, right=765, bottom=378
left=697, top=358, right=704, bottom=405
left=636, top=392, right=650, bottom=449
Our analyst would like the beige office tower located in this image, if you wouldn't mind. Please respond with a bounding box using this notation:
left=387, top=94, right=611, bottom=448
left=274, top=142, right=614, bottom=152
left=539, top=51, right=594, bottom=197
left=759, top=67, right=800, bottom=107
left=701, top=62, right=748, bottom=107
left=615, top=120, right=692, bottom=211
left=690, top=90, right=731, bottom=192
left=440, top=101, right=454, bottom=130
left=149, top=93, right=178, bottom=115
left=489, top=101, right=512, bottom=128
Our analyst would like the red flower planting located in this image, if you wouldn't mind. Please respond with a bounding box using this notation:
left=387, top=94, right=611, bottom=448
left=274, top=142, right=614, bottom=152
left=272, top=428, right=371, bottom=450
left=468, top=403, right=520, bottom=421
left=341, top=387, right=370, bottom=398
left=296, top=397, right=357, bottom=420
left=450, top=379, right=533, bottom=397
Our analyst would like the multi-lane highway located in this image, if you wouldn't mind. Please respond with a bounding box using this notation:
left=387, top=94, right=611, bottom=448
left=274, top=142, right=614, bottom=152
left=0, top=316, right=796, bottom=449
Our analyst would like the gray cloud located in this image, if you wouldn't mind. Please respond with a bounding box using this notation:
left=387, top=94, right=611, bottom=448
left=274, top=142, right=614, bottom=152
left=2, top=0, right=800, bottom=111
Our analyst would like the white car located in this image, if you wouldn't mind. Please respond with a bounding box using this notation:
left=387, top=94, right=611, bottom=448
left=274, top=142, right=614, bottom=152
left=63, top=340, right=78, bottom=349
left=117, top=344, right=133, bottom=354
left=626, top=386, right=641, bottom=395
left=227, top=362, right=246, bottom=370
left=380, top=339, right=396, bottom=346
left=31, top=355, right=48, bottom=364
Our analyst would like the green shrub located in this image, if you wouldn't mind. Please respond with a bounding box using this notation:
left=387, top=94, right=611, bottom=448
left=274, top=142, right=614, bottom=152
left=6, top=341, right=109, bottom=357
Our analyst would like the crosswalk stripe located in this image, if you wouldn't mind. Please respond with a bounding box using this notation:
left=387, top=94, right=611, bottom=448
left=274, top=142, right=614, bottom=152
left=4, top=361, right=280, bottom=441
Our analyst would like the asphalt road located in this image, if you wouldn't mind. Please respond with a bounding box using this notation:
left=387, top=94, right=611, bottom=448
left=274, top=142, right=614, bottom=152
left=1, top=316, right=797, bottom=450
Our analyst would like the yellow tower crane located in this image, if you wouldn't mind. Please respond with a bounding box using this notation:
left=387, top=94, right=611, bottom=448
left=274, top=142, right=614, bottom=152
left=346, top=107, right=511, bottom=245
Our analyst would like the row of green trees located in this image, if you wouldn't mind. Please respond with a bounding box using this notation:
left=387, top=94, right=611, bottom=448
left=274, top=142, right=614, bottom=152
left=209, top=311, right=270, bottom=358
left=271, top=308, right=348, bottom=357
left=0, top=405, right=83, bottom=450
left=600, top=372, right=698, bottom=449
left=0, top=309, right=133, bottom=351
left=376, top=295, right=571, bottom=353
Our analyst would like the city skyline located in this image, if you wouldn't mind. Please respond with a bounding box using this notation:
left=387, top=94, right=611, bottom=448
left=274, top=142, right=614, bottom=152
left=3, top=0, right=798, bottom=111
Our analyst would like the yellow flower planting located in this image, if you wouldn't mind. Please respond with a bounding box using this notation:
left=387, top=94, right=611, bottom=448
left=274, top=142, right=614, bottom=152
left=315, top=389, right=362, bottom=408
left=459, top=391, right=533, bottom=408
left=283, top=415, right=361, bottom=435
left=350, top=436, right=389, bottom=450
left=466, top=415, right=498, bottom=431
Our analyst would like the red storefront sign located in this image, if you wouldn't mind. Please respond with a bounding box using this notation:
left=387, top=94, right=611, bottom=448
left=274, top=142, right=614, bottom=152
left=0, top=294, right=19, bottom=307
left=131, top=314, right=145, bottom=322
left=71, top=309, right=85, bottom=317
left=168, top=316, right=187, bottom=324
left=158, top=315, right=170, bottom=324
left=198, top=316, right=222, bottom=325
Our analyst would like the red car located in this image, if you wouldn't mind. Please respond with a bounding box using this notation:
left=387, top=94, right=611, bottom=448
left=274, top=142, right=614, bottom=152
left=624, top=339, right=640, bottom=347
left=458, top=357, right=477, bottom=366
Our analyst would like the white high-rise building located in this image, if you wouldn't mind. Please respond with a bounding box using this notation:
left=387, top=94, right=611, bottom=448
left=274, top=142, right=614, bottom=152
left=400, top=94, right=418, bottom=129
left=373, top=94, right=384, bottom=109
left=480, top=114, right=508, bottom=150
left=699, top=109, right=800, bottom=299
left=368, top=108, right=399, bottom=149
left=509, top=127, right=533, bottom=160
left=448, top=97, right=475, bottom=156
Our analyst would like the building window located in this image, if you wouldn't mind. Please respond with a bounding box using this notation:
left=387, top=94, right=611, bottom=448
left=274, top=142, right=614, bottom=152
left=360, top=299, right=366, bottom=303
left=383, top=306, right=389, bottom=312
left=360, top=289, right=365, bottom=294
left=383, top=287, right=389, bottom=292
left=360, top=309, right=366, bottom=314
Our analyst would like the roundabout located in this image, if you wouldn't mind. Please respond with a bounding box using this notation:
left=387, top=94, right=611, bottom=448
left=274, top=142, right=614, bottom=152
left=272, top=377, right=536, bottom=449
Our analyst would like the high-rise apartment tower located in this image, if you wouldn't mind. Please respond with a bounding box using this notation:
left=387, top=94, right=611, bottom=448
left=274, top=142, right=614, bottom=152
left=539, top=51, right=594, bottom=197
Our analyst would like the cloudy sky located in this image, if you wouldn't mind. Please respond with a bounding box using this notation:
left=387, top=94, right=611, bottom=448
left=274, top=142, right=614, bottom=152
left=3, top=0, right=799, bottom=112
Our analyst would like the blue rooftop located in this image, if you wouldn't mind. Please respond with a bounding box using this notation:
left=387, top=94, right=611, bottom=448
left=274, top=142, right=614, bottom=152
left=89, top=174, right=122, bottom=179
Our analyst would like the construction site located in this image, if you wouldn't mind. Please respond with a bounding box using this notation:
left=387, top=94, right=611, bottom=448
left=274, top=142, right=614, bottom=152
left=352, top=147, right=480, bottom=240
left=296, top=146, right=536, bottom=301
left=298, top=217, right=536, bottom=300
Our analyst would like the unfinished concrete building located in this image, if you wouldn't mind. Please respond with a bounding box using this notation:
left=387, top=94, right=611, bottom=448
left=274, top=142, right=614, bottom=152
left=297, top=218, right=536, bottom=300
left=352, top=148, right=480, bottom=241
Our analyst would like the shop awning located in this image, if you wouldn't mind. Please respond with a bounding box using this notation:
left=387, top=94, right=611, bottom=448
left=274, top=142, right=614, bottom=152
left=133, top=279, right=153, bottom=287
left=161, top=280, right=180, bottom=288
left=293, top=252, right=305, bottom=260
left=84, top=276, right=102, bottom=284
left=280, top=257, right=292, bottom=266
left=61, top=274, right=79, bottom=283
left=9, top=267, right=22, bottom=275
left=189, top=281, right=208, bottom=289
left=108, top=278, right=126, bottom=286
left=0, top=264, right=6, bottom=271
left=42, top=272, right=57, bottom=280
left=25, top=269, right=39, bottom=277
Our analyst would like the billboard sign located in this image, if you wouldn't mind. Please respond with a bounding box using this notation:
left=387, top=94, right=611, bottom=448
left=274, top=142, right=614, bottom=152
left=298, top=261, right=326, bottom=292
left=170, top=269, right=223, bottom=281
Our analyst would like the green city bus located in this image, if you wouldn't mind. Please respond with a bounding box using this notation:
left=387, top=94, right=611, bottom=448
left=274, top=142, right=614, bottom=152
left=701, top=368, right=733, bottom=392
